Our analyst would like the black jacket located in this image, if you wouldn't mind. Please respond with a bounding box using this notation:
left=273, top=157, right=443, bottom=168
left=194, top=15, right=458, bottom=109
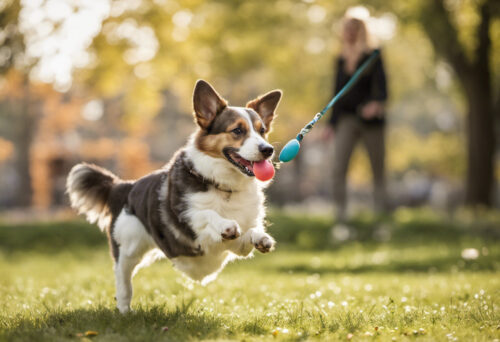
left=329, top=50, right=388, bottom=127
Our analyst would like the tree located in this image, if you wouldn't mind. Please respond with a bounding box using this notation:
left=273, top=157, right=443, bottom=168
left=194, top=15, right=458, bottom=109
left=0, top=0, right=90, bottom=207
left=1, top=0, right=497, bottom=208
left=418, top=0, right=498, bottom=206
left=0, top=0, right=34, bottom=207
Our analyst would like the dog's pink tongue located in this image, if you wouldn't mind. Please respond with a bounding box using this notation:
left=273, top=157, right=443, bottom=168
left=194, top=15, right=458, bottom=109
left=253, top=160, right=275, bottom=181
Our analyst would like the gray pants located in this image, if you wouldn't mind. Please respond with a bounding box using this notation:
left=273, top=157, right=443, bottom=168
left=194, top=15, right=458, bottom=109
left=332, top=115, right=387, bottom=220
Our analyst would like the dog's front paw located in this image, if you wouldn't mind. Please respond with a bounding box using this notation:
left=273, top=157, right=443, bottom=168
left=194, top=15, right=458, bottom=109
left=221, top=219, right=241, bottom=240
left=252, top=233, right=275, bottom=253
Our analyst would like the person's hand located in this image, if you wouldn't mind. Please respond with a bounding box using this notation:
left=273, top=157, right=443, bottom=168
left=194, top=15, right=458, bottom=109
left=321, top=125, right=335, bottom=141
left=361, top=101, right=384, bottom=119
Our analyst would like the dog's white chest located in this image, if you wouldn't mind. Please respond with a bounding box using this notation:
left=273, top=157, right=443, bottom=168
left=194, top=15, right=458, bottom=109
left=187, top=186, right=263, bottom=230
left=172, top=185, right=265, bottom=283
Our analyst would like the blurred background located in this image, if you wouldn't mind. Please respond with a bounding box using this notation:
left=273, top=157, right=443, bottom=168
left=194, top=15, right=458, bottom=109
left=0, top=0, right=499, bottom=217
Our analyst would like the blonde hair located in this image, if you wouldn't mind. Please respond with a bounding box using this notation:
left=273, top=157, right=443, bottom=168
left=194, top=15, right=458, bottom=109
left=341, top=7, right=377, bottom=71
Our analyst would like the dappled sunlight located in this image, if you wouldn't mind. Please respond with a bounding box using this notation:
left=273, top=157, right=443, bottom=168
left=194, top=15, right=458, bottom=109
left=1, top=244, right=498, bottom=340
left=0, top=209, right=499, bottom=340
left=0, top=1, right=499, bottom=340
left=19, top=0, right=110, bottom=91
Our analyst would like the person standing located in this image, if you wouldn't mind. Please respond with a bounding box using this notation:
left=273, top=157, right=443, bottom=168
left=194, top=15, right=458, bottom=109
left=325, top=11, right=388, bottom=222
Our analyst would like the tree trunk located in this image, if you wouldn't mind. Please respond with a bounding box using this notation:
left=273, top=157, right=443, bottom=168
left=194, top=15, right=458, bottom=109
left=418, top=0, right=496, bottom=207
left=462, top=1, right=495, bottom=207
left=464, top=77, right=495, bottom=206
left=14, top=76, right=34, bottom=207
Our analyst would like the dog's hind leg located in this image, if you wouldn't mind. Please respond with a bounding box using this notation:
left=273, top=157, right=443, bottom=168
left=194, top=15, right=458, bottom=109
left=112, top=209, right=155, bottom=313
left=115, top=253, right=141, bottom=313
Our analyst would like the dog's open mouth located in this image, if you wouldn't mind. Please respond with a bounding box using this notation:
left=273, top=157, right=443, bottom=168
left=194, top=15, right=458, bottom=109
left=223, top=148, right=255, bottom=177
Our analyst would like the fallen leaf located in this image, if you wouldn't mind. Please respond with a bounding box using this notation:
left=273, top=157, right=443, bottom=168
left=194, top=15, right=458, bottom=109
left=84, top=331, right=98, bottom=337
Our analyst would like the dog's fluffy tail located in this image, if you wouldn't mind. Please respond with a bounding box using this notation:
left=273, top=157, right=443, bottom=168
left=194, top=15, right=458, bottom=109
left=66, top=163, right=121, bottom=231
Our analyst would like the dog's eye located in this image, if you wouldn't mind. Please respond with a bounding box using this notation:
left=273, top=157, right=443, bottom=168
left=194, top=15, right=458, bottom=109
left=232, top=127, right=243, bottom=135
left=260, top=127, right=265, bottom=135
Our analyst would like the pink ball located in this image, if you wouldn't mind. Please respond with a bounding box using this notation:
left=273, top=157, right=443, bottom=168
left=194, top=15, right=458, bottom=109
left=253, top=160, right=275, bottom=181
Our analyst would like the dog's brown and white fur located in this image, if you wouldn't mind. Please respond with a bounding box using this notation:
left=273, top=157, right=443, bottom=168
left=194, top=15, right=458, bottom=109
left=66, top=80, right=281, bottom=313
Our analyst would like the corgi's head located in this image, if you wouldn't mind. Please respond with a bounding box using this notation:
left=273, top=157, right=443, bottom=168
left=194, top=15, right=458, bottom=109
left=192, top=80, right=281, bottom=178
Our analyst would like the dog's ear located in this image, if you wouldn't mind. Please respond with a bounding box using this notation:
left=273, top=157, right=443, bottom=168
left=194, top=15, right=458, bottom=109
left=246, top=90, right=282, bottom=132
left=193, top=80, right=227, bottom=130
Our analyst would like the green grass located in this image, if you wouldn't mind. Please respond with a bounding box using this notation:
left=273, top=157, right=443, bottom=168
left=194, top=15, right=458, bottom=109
left=0, top=209, right=499, bottom=341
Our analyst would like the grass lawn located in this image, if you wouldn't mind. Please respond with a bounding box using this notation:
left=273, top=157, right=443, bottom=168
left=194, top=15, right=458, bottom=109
left=0, top=209, right=499, bottom=341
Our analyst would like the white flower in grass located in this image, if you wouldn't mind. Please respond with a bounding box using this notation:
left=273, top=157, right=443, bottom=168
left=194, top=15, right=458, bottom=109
left=461, top=248, right=479, bottom=260
left=331, top=224, right=350, bottom=241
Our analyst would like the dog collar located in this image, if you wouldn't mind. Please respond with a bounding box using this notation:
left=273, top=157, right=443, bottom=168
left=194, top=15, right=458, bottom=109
left=183, top=156, right=235, bottom=194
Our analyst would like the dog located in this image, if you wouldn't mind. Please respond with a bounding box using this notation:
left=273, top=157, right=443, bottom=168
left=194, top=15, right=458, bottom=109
left=66, top=80, right=281, bottom=313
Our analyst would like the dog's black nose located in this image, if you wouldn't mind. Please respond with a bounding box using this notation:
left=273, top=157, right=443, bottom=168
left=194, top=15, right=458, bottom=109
left=258, top=144, right=274, bottom=158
